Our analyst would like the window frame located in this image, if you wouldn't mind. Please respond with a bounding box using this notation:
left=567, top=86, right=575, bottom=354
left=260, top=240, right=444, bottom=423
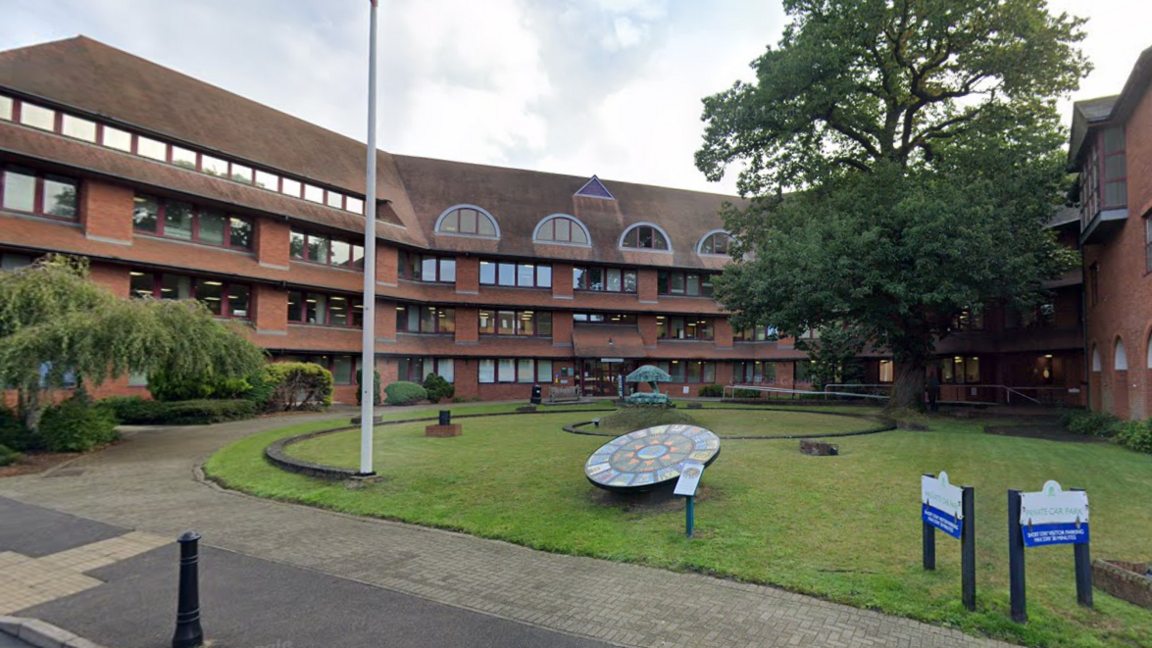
left=533, top=214, right=591, bottom=246
left=572, top=312, right=638, bottom=325
left=435, top=205, right=501, bottom=239
left=286, top=290, right=364, bottom=328
left=133, top=194, right=254, bottom=251
left=477, top=358, right=551, bottom=384
left=619, top=223, right=671, bottom=252
left=573, top=266, right=638, bottom=293
left=697, top=230, right=733, bottom=256
left=0, top=164, right=81, bottom=221
left=289, top=228, right=365, bottom=269
left=398, top=357, right=455, bottom=383
left=479, top=259, right=553, bottom=289
left=733, top=360, right=776, bottom=384
left=656, top=270, right=715, bottom=297
left=656, top=315, right=714, bottom=340
left=478, top=309, right=552, bottom=337
left=654, top=360, right=715, bottom=384
left=398, top=251, right=457, bottom=283
left=395, top=304, right=456, bottom=334
left=129, top=271, right=253, bottom=320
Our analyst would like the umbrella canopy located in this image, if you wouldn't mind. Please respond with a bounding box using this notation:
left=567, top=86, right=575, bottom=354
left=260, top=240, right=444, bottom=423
left=626, top=364, right=672, bottom=384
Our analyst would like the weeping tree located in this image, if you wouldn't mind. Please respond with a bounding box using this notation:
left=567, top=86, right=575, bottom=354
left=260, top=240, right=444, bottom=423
left=0, top=256, right=266, bottom=429
left=696, top=0, right=1087, bottom=409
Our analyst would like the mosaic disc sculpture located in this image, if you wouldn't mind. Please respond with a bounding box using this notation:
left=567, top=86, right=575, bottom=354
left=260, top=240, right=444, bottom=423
left=585, top=424, right=721, bottom=492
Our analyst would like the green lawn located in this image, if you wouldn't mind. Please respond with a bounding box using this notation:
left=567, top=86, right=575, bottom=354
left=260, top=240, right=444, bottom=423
left=204, top=406, right=1152, bottom=648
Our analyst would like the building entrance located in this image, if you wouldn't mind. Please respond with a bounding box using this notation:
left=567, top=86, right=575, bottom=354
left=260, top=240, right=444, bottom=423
left=580, top=359, right=636, bottom=397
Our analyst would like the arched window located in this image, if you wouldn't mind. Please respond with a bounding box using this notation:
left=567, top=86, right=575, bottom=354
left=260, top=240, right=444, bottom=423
left=620, top=223, right=670, bottom=251
left=1115, top=338, right=1128, bottom=371
left=1091, top=345, right=1101, bottom=372
left=534, top=214, right=590, bottom=246
left=435, top=205, right=499, bottom=238
left=698, top=230, right=733, bottom=256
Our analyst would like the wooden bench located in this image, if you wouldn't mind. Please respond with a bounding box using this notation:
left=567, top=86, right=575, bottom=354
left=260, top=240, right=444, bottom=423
left=547, top=386, right=583, bottom=404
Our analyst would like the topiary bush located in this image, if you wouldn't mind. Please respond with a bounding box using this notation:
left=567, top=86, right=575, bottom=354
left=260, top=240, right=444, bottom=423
left=39, top=397, right=120, bottom=453
left=356, top=369, right=382, bottom=406
left=384, top=381, right=427, bottom=406
left=0, top=407, right=39, bottom=451
left=0, top=443, right=21, bottom=467
left=423, top=373, right=455, bottom=404
left=697, top=384, right=724, bottom=397
left=1116, top=418, right=1152, bottom=454
left=261, top=362, right=334, bottom=411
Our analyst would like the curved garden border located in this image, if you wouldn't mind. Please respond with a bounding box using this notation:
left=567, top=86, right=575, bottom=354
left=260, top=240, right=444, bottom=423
left=265, top=406, right=896, bottom=480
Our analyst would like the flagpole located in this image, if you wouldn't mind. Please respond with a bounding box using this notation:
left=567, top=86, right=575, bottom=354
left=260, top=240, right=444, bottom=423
left=359, top=0, right=379, bottom=476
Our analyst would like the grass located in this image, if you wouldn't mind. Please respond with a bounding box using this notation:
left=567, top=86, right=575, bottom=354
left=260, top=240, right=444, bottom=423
left=204, top=405, right=1152, bottom=648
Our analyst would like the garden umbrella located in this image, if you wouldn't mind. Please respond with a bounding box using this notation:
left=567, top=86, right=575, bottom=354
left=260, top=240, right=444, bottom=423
left=625, top=364, right=671, bottom=394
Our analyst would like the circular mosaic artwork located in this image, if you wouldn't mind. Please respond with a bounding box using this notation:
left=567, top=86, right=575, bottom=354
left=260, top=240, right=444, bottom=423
left=584, top=424, right=721, bottom=492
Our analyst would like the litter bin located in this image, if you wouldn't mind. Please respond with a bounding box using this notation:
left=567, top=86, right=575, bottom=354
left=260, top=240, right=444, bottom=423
left=438, top=410, right=451, bottom=426
left=530, top=384, right=542, bottom=405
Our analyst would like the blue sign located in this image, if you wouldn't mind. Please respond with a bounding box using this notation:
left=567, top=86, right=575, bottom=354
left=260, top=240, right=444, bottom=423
left=1023, top=523, right=1089, bottom=547
left=922, top=503, right=963, bottom=539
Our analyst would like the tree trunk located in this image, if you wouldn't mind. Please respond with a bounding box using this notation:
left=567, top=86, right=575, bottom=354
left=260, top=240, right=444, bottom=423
left=887, top=360, right=926, bottom=412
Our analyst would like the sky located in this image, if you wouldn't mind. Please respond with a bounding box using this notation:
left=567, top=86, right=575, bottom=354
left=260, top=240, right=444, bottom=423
left=0, top=0, right=1149, bottom=196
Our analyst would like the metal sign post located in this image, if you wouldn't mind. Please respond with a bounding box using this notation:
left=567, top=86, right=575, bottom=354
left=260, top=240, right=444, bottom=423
left=1010, top=481, right=1092, bottom=623
left=921, top=472, right=976, bottom=611
left=675, top=461, right=705, bottom=538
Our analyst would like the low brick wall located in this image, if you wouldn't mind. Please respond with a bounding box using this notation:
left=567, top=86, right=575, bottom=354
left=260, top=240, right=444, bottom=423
left=1093, top=560, right=1152, bottom=609
left=425, top=424, right=462, bottom=437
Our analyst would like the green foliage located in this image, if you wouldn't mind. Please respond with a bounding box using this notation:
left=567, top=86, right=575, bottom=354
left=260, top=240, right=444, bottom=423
left=696, top=1, right=1089, bottom=408
left=0, top=255, right=265, bottom=427
left=597, top=406, right=697, bottom=433
left=39, top=397, right=119, bottom=452
left=796, top=325, right=867, bottom=390
left=1115, top=419, right=1152, bottom=454
left=384, top=381, right=427, bottom=406
left=98, top=396, right=256, bottom=425
left=0, top=407, right=38, bottom=451
left=732, top=388, right=762, bottom=400
left=147, top=369, right=252, bottom=402
left=697, top=384, right=724, bottom=398
left=260, top=362, right=334, bottom=411
left=1062, top=410, right=1120, bottom=438
left=422, top=373, right=455, bottom=404
left=0, top=443, right=20, bottom=467
left=451, top=395, right=482, bottom=403
left=355, top=368, right=382, bottom=406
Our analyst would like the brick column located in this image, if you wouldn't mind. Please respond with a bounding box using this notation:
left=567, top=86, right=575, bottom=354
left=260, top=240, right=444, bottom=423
left=714, top=318, right=733, bottom=349
left=715, top=361, right=734, bottom=386
left=90, top=262, right=129, bottom=297
left=377, top=356, right=399, bottom=385
left=779, top=362, right=796, bottom=389
left=456, top=257, right=479, bottom=294
left=455, top=306, right=479, bottom=344
left=454, top=357, right=480, bottom=399
left=639, top=314, right=659, bottom=347
left=252, top=284, right=287, bottom=335
left=377, top=299, right=397, bottom=341
left=552, top=311, right=574, bottom=347
left=82, top=180, right=133, bottom=244
left=377, top=244, right=398, bottom=286
left=256, top=219, right=290, bottom=270
left=637, top=268, right=658, bottom=303
left=552, top=262, right=574, bottom=300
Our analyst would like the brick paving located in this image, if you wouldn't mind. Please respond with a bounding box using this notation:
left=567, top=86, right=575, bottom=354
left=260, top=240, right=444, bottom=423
left=0, top=412, right=1013, bottom=648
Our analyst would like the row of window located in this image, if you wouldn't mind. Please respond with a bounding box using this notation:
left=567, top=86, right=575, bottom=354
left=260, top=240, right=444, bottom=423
left=134, top=195, right=253, bottom=250
left=130, top=271, right=252, bottom=319
left=287, top=291, right=364, bottom=327
left=574, top=266, right=638, bottom=293
left=656, top=315, right=714, bottom=340
left=478, top=358, right=554, bottom=384
left=479, top=310, right=553, bottom=336
left=432, top=206, right=733, bottom=257
left=653, top=360, right=716, bottom=384
left=290, top=229, right=366, bottom=270
left=1, top=166, right=79, bottom=220
left=481, top=261, right=552, bottom=288
left=396, top=305, right=456, bottom=334
left=657, top=270, right=715, bottom=297
left=0, top=94, right=365, bottom=215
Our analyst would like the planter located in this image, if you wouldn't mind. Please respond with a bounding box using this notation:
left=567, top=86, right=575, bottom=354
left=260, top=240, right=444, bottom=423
left=1093, top=560, right=1152, bottom=609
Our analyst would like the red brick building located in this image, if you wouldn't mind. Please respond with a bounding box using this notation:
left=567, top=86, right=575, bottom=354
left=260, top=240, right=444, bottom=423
left=0, top=36, right=1098, bottom=408
left=1072, top=46, right=1152, bottom=419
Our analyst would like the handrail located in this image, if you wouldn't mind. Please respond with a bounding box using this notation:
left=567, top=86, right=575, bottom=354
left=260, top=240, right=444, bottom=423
left=822, top=383, right=1048, bottom=405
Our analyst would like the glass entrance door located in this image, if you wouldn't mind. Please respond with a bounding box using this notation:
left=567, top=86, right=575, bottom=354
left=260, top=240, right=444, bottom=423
left=581, top=360, right=636, bottom=397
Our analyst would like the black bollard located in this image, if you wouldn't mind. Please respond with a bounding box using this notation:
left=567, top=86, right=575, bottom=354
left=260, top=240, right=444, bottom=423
left=172, top=531, right=204, bottom=648
left=439, top=409, right=451, bottom=426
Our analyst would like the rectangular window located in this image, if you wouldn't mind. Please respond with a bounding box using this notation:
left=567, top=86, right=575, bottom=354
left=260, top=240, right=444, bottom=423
left=304, top=184, right=325, bottom=203
left=1146, top=218, right=1152, bottom=274
left=129, top=272, right=250, bottom=319
left=398, top=252, right=454, bottom=282
left=345, top=196, right=364, bottom=215
left=231, top=163, right=253, bottom=184
left=734, top=361, right=776, bottom=384
left=572, top=312, right=638, bottom=324
left=61, top=114, right=97, bottom=142
left=171, top=147, right=198, bottom=170
left=333, top=356, right=354, bottom=385
left=254, top=170, right=279, bottom=190
left=326, top=191, right=343, bottom=209
left=795, top=361, right=814, bottom=384
left=479, top=359, right=496, bottom=384
left=396, top=305, right=454, bottom=333
left=131, top=194, right=255, bottom=250
left=879, top=360, right=894, bottom=383
left=498, top=359, right=516, bottom=383
left=657, top=315, right=713, bottom=340
left=137, top=136, right=168, bottom=161
left=1, top=166, right=79, bottom=220
left=281, top=177, right=302, bottom=198
left=657, top=270, right=716, bottom=297
left=288, top=290, right=362, bottom=327
left=0, top=95, right=11, bottom=120
left=19, top=103, right=55, bottom=131
left=290, top=229, right=362, bottom=269
left=102, top=126, right=133, bottom=152
left=517, top=359, right=534, bottom=383
left=537, top=359, right=553, bottom=383
left=480, top=310, right=551, bottom=337
left=198, top=209, right=228, bottom=246
left=200, top=155, right=227, bottom=177
left=164, top=201, right=194, bottom=240
left=1100, top=127, right=1126, bottom=209
left=574, top=266, right=637, bottom=293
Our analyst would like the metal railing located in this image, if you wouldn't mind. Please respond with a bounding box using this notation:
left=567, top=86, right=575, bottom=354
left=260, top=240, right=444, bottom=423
left=823, top=383, right=1082, bottom=406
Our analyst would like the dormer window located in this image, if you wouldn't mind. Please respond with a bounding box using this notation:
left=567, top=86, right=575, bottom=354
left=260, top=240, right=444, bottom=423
left=436, top=205, right=499, bottom=238
left=620, top=223, right=670, bottom=251
left=698, top=231, right=732, bottom=256
left=534, top=214, right=590, bottom=246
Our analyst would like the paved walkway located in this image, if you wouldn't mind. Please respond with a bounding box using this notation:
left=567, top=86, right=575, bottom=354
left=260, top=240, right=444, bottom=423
left=0, top=410, right=1012, bottom=648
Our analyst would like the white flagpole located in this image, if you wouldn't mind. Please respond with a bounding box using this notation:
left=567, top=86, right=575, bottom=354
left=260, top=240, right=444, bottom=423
left=359, top=0, right=379, bottom=476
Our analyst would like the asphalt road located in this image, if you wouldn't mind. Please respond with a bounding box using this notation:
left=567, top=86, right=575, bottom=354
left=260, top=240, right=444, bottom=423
left=1, top=497, right=615, bottom=648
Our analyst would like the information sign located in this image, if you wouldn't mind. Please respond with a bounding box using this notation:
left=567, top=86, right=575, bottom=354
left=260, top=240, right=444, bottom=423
left=1019, top=481, right=1089, bottom=547
left=674, top=461, right=704, bottom=497
left=921, top=472, right=964, bottom=539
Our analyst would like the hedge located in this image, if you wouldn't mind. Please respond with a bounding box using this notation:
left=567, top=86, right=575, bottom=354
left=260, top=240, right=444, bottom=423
left=40, top=398, right=120, bottom=452
left=697, top=384, right=724, bottom=397
left=99, top=396, right=257, bottom=425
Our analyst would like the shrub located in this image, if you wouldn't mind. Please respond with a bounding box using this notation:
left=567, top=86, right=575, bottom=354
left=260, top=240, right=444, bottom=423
left=384, top=381, right=427, bottom=406
left=356, top=369, right=382, bottom=406
left=98, top=396, right=257, bottom=425
left=261, top=362, right=334, bottom=411
left=423, top=373, right=455, bottom=404
left=1116, top=418, right=1152, bottom=454
left=0, top=443, right=21, bottom=467
left=0, top=407, right=39, bottom=451
left=147, top=369, right=252, bottom=402
left=243, top=370, right=277, bottom=410
left=97, top=396, right=166, bottom=424
left=452, top=395, right=482, bottom=403
left=40, top=397, right=120, bottom=453
left=1064, top=410, right=1120, bottom=438
left=697, top=384, right=724, bottom=397
left=732, top=388, right=762, bottom=400
left=597, top=406, right=698, bottom=433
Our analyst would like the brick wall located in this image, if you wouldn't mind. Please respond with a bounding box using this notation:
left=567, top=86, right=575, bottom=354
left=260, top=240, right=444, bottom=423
left=82, top=180, right=133, bottom=243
